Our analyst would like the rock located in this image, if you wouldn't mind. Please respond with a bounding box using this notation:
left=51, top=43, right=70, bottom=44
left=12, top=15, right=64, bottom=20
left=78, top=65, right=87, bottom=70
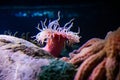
left=0, top=35, right=53, bottom=80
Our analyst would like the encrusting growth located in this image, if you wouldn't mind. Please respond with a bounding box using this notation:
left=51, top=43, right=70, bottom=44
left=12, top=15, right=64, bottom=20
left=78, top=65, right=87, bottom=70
left=35, top=12, right=81, bottom=57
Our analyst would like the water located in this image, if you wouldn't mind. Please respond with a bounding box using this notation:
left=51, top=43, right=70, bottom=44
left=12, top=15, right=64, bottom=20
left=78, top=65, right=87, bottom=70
left=0, top=3, right=120, bottom=45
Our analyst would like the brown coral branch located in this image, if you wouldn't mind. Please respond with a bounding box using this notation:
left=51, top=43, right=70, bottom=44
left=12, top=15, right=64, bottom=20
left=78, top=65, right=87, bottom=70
left=69, top=38, right=102, bottom=58
left=105, top=28, right=120, bottom=58
left=69, top=40, right=105, bottom=65
left=74, top=50, right=106, bottom=80
left=116, top=63, right=120, bottom=80
left=105, top=57, right=119, bottom=80
left=104, top=27, right=120, bottom=80
left=88, top=58, right=106, bottom=80
left=72, top=38, right=103, bottom=54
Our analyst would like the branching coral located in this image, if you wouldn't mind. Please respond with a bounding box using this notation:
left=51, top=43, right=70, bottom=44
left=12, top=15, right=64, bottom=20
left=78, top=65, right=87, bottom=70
left=61, top=27, right=120, bottom=80
left=35, top=12, right=80, bottom=57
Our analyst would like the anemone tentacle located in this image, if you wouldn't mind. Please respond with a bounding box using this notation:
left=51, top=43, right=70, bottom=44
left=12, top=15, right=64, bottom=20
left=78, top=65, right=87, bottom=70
left=35, top=12, right=80, bottom=47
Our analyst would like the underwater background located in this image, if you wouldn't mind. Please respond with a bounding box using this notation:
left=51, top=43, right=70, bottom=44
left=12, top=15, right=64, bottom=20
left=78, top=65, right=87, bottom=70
left=0, top=1, right=120, bottom=55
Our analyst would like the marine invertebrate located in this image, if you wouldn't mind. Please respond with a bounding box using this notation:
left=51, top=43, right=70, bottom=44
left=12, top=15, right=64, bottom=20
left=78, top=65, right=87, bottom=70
left=62, top=27, right=120, bottom=80
left=69, top=38, right=105, bottom=65
left=35, top=12, right=80, bottom=57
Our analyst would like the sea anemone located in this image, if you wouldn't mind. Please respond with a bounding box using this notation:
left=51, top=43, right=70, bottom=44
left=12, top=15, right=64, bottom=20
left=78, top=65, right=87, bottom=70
left=35, top=12, right=81, bottom=57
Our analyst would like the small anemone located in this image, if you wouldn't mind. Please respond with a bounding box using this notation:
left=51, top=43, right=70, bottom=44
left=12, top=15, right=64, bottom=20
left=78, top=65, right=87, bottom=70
left=35, top=12, right=81, bottom=45
left=35, top=12, right=81, bottom=57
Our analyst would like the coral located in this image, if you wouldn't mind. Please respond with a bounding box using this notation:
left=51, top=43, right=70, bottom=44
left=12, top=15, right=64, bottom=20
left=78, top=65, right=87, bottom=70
left=69, top=38, right=105, bottom=65
left=61, top=27, right=120, bottom=80
left=0, top=35, right=53, bottom=80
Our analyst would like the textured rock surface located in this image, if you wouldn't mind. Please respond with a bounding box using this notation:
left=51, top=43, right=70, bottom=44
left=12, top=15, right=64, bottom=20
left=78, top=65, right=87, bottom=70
left=0, top=35, right=53, bottom=80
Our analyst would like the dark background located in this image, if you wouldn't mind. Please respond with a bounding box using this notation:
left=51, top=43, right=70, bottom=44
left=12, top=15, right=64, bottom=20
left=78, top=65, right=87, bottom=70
left=0, top=0, right=120, bottom=46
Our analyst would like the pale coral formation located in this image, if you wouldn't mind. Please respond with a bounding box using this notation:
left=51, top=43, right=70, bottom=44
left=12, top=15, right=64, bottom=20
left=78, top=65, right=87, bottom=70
left=0, top=35, right=52, bottom=80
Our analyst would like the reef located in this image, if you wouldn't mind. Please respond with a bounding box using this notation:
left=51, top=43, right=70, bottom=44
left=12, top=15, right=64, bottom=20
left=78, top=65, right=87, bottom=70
left=0, top=27, right=120, bottom=80
left=61, top=27, right=120, bottom=80
left=0, top=14, right=120, bottom=80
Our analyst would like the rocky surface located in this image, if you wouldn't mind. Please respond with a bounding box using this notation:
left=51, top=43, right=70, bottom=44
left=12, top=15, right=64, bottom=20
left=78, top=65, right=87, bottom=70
left=0, top=35, right=53, bottom=80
